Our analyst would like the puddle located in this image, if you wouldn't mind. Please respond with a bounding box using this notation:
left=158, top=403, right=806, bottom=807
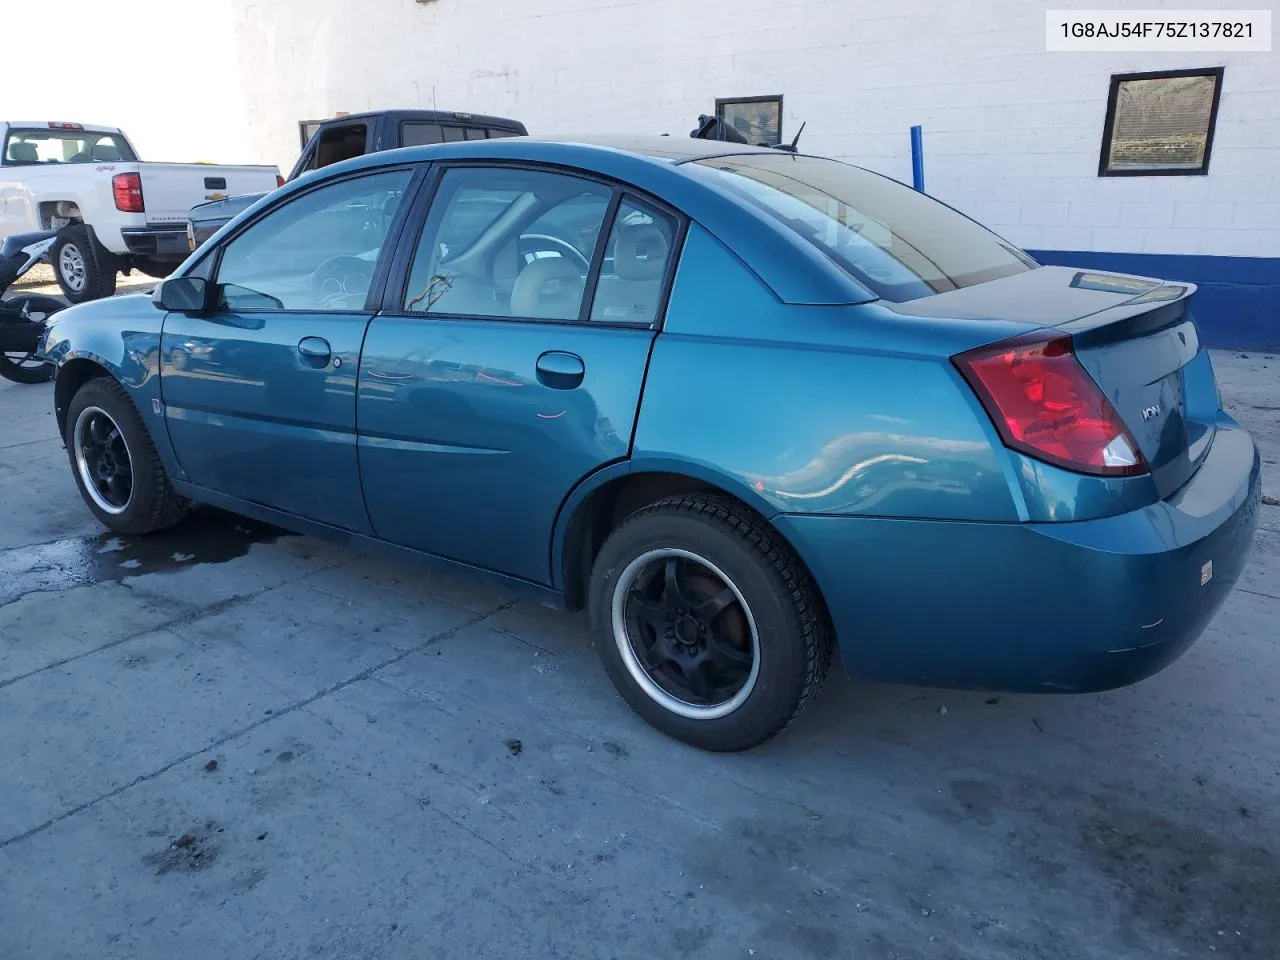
left=0, top=509, right=290, bottom=605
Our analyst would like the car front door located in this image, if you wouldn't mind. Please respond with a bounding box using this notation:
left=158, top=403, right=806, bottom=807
left=159, top=167, right=417, bottom=533
left=357, top=165, right=682, bottom=583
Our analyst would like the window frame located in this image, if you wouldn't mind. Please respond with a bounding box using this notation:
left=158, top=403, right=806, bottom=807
left=379, top=159, right=689, bottom=331
left=1097, top=67, right=1224, bottom=178
left=204, top=164, right=428, bottom=316
left=298, top=120, right=326, bottom=152
left=715, top=95, right=785, bottom=146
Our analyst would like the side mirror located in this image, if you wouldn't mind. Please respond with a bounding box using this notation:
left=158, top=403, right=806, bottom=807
left=153, top=277, right=209, bottom=313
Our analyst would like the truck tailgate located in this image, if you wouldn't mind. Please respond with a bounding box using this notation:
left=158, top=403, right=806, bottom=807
left=138, top=163, right=279, bottom=226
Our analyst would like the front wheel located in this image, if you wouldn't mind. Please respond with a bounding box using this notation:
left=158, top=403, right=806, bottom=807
left=53, top=225, right=118, bottom=303
left=589, top=495, right=833, bottom=752
left=65, top=377, right=188, bottom=534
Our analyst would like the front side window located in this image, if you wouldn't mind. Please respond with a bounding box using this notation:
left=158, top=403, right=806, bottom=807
left=404, top=167, right=612, bottom=320
left=4, top=129, right=136, bottom=165
left=693, top=153, right=1036, bottom=302
left=1100, top=68, right=1223, bottom=176
left=216, top=168, right=412, bottom=313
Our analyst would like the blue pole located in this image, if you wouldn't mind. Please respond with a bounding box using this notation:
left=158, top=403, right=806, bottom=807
left=910, top=125, right=925, bottom=193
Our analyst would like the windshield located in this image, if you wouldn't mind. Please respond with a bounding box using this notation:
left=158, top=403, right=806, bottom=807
left=4, top=129, right=137, bottom=165
left=693, top=153, right=1036, bottom=301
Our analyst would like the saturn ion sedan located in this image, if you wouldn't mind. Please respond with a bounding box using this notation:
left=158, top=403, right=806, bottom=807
left=41, top=135, right=1261, bottom=751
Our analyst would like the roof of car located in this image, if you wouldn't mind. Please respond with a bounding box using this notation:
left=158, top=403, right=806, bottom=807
left=3, top=121, right=125, bottom=135
left=510, top=134, right=785, bottom=163
left=314, top=109, right=526, bottom=129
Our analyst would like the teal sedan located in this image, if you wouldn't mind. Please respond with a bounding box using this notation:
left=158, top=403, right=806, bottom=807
left=41, top=135, right=1261, bottom=751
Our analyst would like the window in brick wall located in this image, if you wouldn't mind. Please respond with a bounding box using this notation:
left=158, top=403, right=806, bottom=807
left=715, top=96, right=783, bottom=147
left=1099, top=68, right=1224, bottom=176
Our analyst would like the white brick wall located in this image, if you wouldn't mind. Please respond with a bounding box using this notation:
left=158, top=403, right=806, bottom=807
left=231, top=0, right=1280, bottom=258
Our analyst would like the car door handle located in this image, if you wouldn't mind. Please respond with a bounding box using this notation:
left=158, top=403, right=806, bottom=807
left=298, top=336, right=332, bottom=363
left=535, top=351, right=585, bottom=390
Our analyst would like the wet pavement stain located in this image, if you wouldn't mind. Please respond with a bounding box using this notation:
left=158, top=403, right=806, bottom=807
left=0, top=509, right=290, bottom=606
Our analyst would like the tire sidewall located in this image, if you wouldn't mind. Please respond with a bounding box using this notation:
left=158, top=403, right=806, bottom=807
left=589, top=509, right=806, bottom=751
left=65, top=379, right=163, bottom=534
left=53, top=227, right=115, bottom=304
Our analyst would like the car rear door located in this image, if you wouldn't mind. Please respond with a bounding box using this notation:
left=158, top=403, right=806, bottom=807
left=159, top=166, right=417, bottom=533
left=356, top=164, right=682, bottom=584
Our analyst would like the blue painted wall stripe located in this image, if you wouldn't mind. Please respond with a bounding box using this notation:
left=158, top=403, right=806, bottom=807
left=1026, top=249, right=1280, bottom=352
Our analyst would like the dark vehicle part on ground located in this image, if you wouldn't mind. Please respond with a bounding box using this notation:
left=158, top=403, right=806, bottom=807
left=0, top=230, right=64, bottom=383
left=186, top=110, right=529, bottom=251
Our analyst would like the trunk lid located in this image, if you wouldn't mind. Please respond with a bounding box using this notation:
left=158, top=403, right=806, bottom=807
left=896, top=265, right=1216, bottom=498
left=137, top=162, right=280, bottom=227
left=1055, top=272, right=1212, bottom=499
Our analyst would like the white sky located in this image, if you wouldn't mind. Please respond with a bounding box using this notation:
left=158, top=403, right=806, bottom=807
left=1, top=0, right=254, bottom=164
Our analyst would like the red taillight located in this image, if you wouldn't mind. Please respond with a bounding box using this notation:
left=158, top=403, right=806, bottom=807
left=954, top=333, right=1146, bottom=477
left=276, top=174, right=285, bottom=188
left=112, top=172, right=144, bottom=212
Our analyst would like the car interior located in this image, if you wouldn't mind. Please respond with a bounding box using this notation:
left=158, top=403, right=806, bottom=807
left=404, top=180, right=675, bottom=325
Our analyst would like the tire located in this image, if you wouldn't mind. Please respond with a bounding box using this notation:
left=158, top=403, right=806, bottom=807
left=588, top=494, right=833, bottom=752
left=0, top=295, right=63, bottom=383
left=53, top=225, right=118, bottom=303
left=65, top=377, right=188, bottom=534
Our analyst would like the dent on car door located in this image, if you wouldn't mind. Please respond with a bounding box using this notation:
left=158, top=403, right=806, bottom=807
left=159, top=167, right=416, bottom=532
left=357, top=166, right=683, bottom=583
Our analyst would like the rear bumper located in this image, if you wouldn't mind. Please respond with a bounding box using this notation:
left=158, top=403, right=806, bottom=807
left=777, top=420, right=1262, bottom=693
left=120, top=227, right=189, bottom=260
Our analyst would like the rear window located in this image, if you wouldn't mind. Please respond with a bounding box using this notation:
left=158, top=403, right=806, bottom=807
left=401, top=123, right=524, bottom=147
left=693, top=153, right=1036, bottom=302
left=4, top=129, right=136, bottom=165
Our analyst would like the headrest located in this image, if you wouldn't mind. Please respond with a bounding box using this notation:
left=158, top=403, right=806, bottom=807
left=91, top=143, right=122, bottom=161
left=614, top=224, right=668, bottom=281
left=510, top=257, right=584, bottom=320
left=8, top=142, right=38, bottom=163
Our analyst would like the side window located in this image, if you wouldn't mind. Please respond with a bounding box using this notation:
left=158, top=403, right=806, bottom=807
left=589, top=199, right=679, bottom=325
left=216, top=168, right=413, bottom=313
left=401, top=122, right=444, bottom=147
left=403, top=167, right=611, bottom=321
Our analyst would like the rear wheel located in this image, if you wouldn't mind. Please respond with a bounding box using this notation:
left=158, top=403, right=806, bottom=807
left=53, top=225, right=118, bottom=303
left=65, top=377, right=187, bottom=534
left=589, top=494, right=832, bottom=752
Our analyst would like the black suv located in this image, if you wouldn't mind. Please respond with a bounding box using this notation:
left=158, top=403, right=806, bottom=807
left=187, top=110, right=527, bottom=249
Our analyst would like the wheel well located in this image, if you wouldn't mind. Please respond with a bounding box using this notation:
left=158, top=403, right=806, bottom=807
left=559, top=471, right=821, bottom=616
left=38, top=201, right=83, bottom=229
left=54, top=359, right=112, bottom=439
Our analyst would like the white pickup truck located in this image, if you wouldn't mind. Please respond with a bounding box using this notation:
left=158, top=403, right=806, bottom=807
left=0, top=121, right=280, bottom=302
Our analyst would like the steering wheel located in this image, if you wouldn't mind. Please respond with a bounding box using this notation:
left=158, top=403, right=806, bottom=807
left=519, top=233, right=591, bottom=272
left=311, top=255, right=374, bottom=309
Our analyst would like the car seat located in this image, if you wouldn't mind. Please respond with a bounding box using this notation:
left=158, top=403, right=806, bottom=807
left=590, top=223, right=669, bottom=323
left=7, top=142, right=38, bottom=163
left=510, top=257, right=584, bottom=321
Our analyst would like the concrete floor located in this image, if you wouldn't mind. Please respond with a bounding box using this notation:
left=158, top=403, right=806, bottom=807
left=0, top=351, right=1276, bottom=960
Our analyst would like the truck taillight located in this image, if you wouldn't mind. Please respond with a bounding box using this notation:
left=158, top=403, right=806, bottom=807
left=276, top=174, right=285, bottom=188
left=112, top=172, right=144, bottom=213
left=953, top=333, right=1146, bottom=477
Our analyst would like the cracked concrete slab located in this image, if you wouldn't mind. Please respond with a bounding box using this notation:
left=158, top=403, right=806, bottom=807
left=0, top=354, right=1277, bottom=960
